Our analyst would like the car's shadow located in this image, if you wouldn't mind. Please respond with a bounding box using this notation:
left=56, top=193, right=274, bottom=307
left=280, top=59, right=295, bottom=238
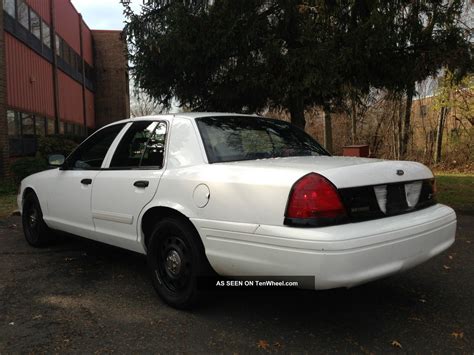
left=50, top=231, right=433, bottom=320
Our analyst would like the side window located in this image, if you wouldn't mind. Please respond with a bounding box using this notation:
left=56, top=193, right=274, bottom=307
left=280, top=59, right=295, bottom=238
left=68, top=124, right=125, bottom=170
left=110, top=121, right=167, bottom=169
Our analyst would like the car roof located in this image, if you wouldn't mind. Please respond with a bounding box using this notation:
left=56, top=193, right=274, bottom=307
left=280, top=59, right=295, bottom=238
left=108, top=112, right=260, bottom=126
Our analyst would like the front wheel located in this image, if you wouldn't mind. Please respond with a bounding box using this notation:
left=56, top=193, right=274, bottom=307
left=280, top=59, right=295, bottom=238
left=147, top=217, right=211, bottom=309
left=22, top=192, right=54, bottom=247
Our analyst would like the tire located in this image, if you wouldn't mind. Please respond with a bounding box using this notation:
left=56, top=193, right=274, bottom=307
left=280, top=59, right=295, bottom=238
left=147, top=217, right=211, bottom=309
left=22, top=192, right=53, bottom=247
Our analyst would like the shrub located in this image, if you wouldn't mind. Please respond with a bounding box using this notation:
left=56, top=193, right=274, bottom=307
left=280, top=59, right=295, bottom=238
left=0, top=178, right=17, bottom=195
left=37, top=135, right=78, bottom=158
left=10, top=157, right=49, bottom=185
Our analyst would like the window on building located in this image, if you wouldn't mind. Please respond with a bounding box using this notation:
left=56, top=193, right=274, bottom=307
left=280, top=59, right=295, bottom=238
left=3, top=0, right=16, bottom=18
left=17, top=0, right=29, bottom=29
left=7, top=111, right=20, bottom=136
left=63, top=44, right=69, bottom=64
left=55, top=34, right=62, bottom=57
left=29, top=9, right=41, bottom=39
left=42, top=21, right=51, bottom=48
left=85, top=62, right=94, bottom=82
left=77, top=55, right=83, bottom=74
left=59, top=121, right=65, bottom=135
left=22, top=114, right=35, bottom=135
left=47, top=118, right=55, bottom=135
left=35, top=117, right=46, bottom=136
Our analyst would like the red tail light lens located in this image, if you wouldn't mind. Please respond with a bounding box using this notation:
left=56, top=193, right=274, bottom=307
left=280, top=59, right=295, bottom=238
left=285, top=173, right=347, bottom=226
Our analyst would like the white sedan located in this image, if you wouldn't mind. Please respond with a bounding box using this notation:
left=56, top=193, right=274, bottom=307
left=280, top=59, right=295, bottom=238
left=18, top=113, right=456, bottom=308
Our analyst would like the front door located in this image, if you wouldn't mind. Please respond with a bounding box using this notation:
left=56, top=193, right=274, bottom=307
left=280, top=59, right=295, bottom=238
left=91, top=121, right=168, bottom=249
left=46, top=123, right=126, bottom=237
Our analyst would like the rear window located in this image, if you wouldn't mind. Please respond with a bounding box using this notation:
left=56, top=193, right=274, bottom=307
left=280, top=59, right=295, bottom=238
left=196, top=116, right=329, bottom=163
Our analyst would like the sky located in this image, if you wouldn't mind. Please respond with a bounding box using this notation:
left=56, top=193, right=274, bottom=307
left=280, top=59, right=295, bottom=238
left=70, top=0, right=142, bottom=30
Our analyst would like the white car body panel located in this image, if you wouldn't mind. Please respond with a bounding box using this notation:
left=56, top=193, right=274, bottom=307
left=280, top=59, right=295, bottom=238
left=18, top=113, right=456, bottom=290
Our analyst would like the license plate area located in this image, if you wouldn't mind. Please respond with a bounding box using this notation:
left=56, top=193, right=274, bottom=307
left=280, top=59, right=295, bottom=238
left=339, top=179, right=436, bottom=222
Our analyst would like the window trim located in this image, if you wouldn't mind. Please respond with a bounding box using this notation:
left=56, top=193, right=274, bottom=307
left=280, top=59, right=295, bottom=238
left=101, top=120, right=170, bottom=171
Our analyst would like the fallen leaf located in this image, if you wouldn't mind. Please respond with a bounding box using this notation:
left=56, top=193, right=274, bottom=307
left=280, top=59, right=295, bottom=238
left=273, top=341, right=282, bottom=348
left=451, top=331, right=464, bottom=340
left=8, top=224, right=17, bottom=229
left=443, top=265, right=451, bottom=270
left=9, top=322, right=14, bottom=326
left=64, top=257, right=75, bottom=262
left=32, top=315, right=42, bottom=320
left=391, top=340, right=402, bottom=349
left=257, top=340, right=270, bottom=350
left=466, top=240, right=471, bottom=244
left=448, top=255, right=453, bottom=260
left=419, top=299, right=427, bottom=303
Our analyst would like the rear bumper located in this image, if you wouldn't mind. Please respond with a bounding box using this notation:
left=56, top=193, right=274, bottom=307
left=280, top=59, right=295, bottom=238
left=196, top=204, right=456, bottom=289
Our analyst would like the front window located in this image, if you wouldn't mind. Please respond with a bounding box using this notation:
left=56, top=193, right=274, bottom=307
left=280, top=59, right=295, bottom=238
left=67, top=124, right=126, bottom=170
left=196, top=116, right=329, bottom=163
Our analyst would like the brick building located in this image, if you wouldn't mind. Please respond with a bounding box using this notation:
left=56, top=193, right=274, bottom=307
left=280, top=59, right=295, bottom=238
left=0, top=0, right=130, bottom=177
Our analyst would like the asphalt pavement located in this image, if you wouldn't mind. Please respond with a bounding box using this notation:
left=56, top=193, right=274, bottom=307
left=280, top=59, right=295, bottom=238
left=0, top=215, right=472, bottom=353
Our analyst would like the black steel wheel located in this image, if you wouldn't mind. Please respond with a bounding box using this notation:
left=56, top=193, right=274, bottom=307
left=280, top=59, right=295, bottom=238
left=22, top=192, right=53, bottom=247
left=147, top=217, right=211, bottom=309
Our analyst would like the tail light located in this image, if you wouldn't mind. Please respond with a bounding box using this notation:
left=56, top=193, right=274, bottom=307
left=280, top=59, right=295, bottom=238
left=284, top=173, right=347, bottom=227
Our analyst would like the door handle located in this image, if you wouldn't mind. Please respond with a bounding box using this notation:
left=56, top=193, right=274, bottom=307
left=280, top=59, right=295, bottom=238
left=134, top=180, right=149, bottom=188
left=81, top=178, right=92, bottom=185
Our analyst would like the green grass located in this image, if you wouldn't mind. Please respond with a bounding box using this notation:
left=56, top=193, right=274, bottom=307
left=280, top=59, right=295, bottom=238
left=0, top=194, right=17, bottom=219
left=0, top=179, right=17, bottom=219
left=435, top=173, right=474, bottom=214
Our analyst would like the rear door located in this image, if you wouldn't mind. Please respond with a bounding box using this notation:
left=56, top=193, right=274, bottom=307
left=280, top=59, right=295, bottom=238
left=91, top=121, right=168, bottom=248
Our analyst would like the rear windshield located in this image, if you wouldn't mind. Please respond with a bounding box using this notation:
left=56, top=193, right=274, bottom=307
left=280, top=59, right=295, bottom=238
left=196, top=116, right=329, bottom=163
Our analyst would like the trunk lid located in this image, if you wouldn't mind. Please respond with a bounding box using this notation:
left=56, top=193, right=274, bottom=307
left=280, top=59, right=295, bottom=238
left=222, top=156, right=436, bottom=223
left=223, top=156, right=433, bottom=188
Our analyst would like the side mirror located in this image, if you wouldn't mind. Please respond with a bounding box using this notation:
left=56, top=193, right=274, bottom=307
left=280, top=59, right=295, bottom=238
left=48, top=154, right=65, bottom=167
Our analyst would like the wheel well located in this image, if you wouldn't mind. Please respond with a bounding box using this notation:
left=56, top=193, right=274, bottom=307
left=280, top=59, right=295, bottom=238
left=22, top=187, right=36, bottom=205
left=141, top=207, right=198, bottom=248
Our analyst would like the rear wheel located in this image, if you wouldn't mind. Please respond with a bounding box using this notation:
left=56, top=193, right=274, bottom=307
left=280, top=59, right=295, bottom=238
left=147, top=217, right=211, bottom=309
left=22, top=192, right=53, bottom=247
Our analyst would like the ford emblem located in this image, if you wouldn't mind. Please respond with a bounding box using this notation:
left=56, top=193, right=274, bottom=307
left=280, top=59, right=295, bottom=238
left=397, top=169, right=404, bottom=176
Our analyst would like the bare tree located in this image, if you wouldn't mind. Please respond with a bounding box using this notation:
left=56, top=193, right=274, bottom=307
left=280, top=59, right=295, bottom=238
left=130, top=86, right=161, bottom=118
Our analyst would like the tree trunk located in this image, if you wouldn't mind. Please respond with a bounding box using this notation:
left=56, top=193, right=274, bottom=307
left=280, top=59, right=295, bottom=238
left=351, top=94, right=357, bottom=144
left=434, top=106, right=449, bottom=163
left=396, top=96, right=403, bottom=160
left=323, top=105, right=333, bottom=153
left=289, top=98, right=306, bottom=130
left=400, top=84, right=415, bottom=158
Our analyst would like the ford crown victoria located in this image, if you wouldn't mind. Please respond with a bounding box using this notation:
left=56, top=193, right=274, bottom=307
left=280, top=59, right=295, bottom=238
left=18, top=113, right=456, bottom=308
